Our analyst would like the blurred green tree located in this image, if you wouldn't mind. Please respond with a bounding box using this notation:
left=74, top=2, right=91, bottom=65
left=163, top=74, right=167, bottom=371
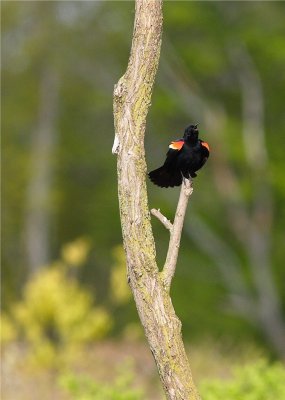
left=200, top=359, right=285, bottom=400
left=1, top=237, right=112, bottom=368
left=2, top=1, right=285, bottom=359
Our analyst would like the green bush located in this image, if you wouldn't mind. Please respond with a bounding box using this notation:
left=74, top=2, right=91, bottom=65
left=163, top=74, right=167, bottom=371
left=200, top=359, right=285, bottom=400
left=1, top=238, right=113, bottom=368
left=59, top=361, right=144, bottom=400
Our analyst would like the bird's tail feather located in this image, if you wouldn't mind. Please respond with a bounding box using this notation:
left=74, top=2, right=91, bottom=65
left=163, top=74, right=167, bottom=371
left=148, top=166, right=182, bottom=188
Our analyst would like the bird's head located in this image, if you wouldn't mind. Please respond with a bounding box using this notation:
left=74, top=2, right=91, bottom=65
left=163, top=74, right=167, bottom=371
left=183, top=124, right=199, bottom=142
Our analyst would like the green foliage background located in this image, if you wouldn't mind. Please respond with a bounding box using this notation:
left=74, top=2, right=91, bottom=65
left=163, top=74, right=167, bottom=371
left=59, top=359, right=285, bottom=400
left=2, top=0, right=285, bottom=368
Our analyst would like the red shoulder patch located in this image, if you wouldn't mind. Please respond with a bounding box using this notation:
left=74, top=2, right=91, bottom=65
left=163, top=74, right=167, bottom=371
left=169, top=140, right=184, bottom=150
left=201, top=141, right=210, bottom=152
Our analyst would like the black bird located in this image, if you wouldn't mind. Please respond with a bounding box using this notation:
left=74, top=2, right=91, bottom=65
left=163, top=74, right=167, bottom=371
left=148, top=124, right=210, bottom=188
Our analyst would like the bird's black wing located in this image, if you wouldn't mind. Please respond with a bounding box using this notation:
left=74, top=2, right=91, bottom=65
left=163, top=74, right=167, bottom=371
left=148, top=139, right=185, bottom=187
left=164, top=139, right=185, bottom=168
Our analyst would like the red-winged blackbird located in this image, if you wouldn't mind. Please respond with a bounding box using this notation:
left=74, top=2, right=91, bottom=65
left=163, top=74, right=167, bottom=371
left=148, top=124, right=210, bottom=188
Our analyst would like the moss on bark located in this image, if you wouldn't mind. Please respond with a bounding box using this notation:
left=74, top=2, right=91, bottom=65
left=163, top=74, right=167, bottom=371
left=113, top=1, right=200, bottom=398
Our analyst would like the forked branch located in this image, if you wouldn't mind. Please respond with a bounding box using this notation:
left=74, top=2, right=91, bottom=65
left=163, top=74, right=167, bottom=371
left=151, top=178, right=193, bottom=291
left=150, top=208, right=173, bottom=231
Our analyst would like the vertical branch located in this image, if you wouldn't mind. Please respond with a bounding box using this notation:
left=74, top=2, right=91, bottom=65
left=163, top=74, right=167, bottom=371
left=113, top=1, right=200, bottom=398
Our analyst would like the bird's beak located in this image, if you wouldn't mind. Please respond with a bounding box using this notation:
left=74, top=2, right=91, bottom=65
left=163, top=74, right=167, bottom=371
left=194, top=124, right=199, bottom=130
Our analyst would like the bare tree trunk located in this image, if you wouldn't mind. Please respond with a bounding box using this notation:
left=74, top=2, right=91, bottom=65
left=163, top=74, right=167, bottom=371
left=113, top=1, right=199, bottom=398
left=24, top=67, right=59, bottom=274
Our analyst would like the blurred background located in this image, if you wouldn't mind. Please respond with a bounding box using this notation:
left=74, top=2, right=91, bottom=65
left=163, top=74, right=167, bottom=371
left=2, top=1, right=285, bottom=399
